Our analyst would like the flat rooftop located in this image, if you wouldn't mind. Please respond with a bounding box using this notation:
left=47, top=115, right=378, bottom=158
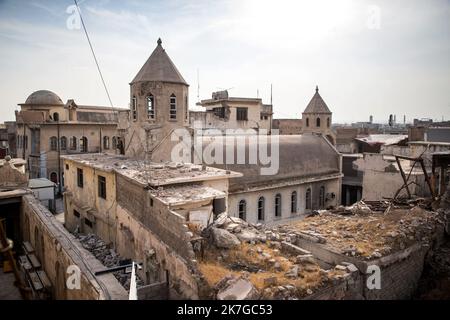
left=62, top=153, right=242, bottom=186
left=150, top=184, right=226, bottom=206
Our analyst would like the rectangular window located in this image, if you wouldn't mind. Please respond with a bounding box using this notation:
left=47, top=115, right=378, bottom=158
left=98, top=175, right=106, bottom=199
left=147, top=95, right=155, bottom=119
left=236, top=107, right=248, bottom=121
left=170, top=95, right=177, bottom=120
left=77, top=168, right=83, bottom=188
left=132, top=97, right=137, bottom=121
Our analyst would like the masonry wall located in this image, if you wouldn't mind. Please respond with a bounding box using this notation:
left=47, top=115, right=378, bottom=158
left=228, top=177, right=340, bottom=225
left=115, top=204, right=201, bottom=299
left=63, top=159, right=117, bottom=245
left=115, top=174, right=195, bottom=261
left=21, top=194, right=127, bottom=300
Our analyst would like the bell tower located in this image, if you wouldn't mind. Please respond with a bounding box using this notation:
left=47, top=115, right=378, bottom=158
left=126, top=38, right=190, bottom=157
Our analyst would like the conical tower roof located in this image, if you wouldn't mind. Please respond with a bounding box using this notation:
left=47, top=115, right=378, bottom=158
left=303, top=86, right=331, bottom=114
left=131, top=38, right=188, bottom=85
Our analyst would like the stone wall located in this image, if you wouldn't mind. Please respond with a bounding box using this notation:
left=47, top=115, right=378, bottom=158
left=21, top=194, right=127, bottom=300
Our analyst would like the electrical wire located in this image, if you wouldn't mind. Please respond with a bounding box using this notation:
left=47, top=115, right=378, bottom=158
left=73, top=0, right=115, bottom=113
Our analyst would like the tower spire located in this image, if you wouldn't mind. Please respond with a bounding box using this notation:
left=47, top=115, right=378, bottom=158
left=157, top=38, right=162, bottom=46
left=315, top=85, right=319, bottom=93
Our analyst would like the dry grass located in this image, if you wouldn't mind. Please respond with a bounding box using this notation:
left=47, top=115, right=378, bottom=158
left=198, top=242, right=330, bottom=296
left=292, top=207, right=435, bottom=257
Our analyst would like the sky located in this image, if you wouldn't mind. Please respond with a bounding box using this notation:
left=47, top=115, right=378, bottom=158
left=0, top=0, right=449, bottom=124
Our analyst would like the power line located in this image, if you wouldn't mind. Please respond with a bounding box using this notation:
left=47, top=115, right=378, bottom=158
left=74, top=0, right=115, bottom=112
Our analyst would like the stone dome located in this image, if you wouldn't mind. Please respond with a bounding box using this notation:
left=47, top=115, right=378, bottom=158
left=25, top=90, right=63, bottom=105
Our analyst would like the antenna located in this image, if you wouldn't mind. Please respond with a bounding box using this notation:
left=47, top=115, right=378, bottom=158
left=197, top=68, right=200, bottom=103
left=270, top=84, right=273, bottom=105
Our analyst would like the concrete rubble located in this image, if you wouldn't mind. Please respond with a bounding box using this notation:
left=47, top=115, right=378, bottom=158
left=195, top=200, right=450, bottom=300
left=74, top=233, right=144, bottom=290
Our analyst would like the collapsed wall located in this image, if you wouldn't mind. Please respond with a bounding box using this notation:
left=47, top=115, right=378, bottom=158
left=20, top=194, right=127, bottom=299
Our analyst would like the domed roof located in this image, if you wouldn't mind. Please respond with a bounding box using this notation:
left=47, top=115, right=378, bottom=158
left=25, top=90, right=63, bottom=105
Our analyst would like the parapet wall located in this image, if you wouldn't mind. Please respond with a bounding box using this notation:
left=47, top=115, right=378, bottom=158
left=21, top=194, right=127, bottom=300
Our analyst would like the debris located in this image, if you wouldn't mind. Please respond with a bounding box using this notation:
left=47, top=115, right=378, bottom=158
left=216, top=277, right=259, bottom=300
left=211, top=227, right=241, bottom=249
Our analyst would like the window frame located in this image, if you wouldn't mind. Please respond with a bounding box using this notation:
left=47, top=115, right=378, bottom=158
left=275, top=193, right=282, bottom=218
left=131, top=96, right=137, bottom=121
left=98, top=175, right=107, bottom=200
left=291, top=191, right=297, bottom=214
left=147, top=94, right=155, bottom=120
left=236, top=107, right=248, bottom=121
left=50, top=136, right=58, bottom=151
left=77, top=168, right=84, bottom=188
left=238, top=199, right=246, bottom=221
left=257, top=196, right=265, bottom=221
left=169, top=94, right=177, bottom=120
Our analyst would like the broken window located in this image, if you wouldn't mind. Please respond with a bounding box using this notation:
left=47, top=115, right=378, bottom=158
left=60, top=136, right=67, bottom=150
left=147, top=95, right=155, bottom=119
left=258, top=197, right=265, bottom=221
left=213, top=107, right=225, bottom=119
left=238, top=199, right=246, bottom=221
left=112, top=136, right=117, bottom=149
left=53, top=112, right=59, bottom=122
left=319, top=186, right=325, bottom=208
left=80, top=136, right=88, bottom=153
left=306, top=188, right=312, bottom=210
left=275, top=194, right=282, bottom=217
left=236, top=107, right=248, bottom=121
left=70, top=136, right=77, bottom=150
left=291, top=191, right=297, bottom=214
left=170, top=94, right=177, bottom=120
left=50, top=136, right=57, bottom=151
left=132, top=96, right=137, bottom=121
left=103, top=136, right=110, bottom=150
left=77, top=168, right=83, bottom=188
left=98, top=175, right=106, bottom=199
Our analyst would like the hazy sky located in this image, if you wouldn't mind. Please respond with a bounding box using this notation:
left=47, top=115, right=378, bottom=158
left=0, top=0, right=449, bottom=123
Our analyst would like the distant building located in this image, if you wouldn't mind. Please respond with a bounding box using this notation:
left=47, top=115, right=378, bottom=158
left=272, top=119, right=302, bottom=135
left=15, top=90, right=124, bottom=187
left=192, top=90, right=273, bottom=132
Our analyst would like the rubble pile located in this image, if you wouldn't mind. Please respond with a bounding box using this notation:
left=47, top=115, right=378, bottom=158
left=291, top=202, right=447, bottom=259
left=74, top=233, right=144, bottom=290
left=198, top=213, right=349, bottom=300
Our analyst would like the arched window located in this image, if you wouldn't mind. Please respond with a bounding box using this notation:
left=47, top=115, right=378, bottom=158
left=306, top=118, right=309, bottom=127
left=60, top=136, right=67, bottom=150
left=112, top=136, right=117, bottom=149
left=50, top=172, right=58, bottom=184
left=131, top=96, right=137, bottom=121
left=53, top=112, right=59, bottom=121
left=185, top=95, right=188, bottom=121
left=70, top=136, right=77, bottom=150
left=306, top=188, right=312, bottom=210
left=316, top=117, right=321, bottom=127
left=327, top=117, right=330, bottom=128
left=147, top=95, right=155, bottom=119
left=257, top=197, right=265, bottom=221
left=80, top=136, right=88, bottom=153
left=319, top=186, right=325, bottom=208
left=291, top=191, right=297, bottom=214
left=50, top=136, right=57, bottom=151
left=275, top=194, right=282, bottom=217
left=169, top=94, right=177, bottom=120
left=103, top=136, right=110, bottom=150
left=238, top=199, right=246, bottom=221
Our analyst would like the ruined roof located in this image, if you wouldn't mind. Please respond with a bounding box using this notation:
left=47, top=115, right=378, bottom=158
left=303, top=86, right=331, bottom=114
left=24, top=90, right=63, bottom=106
left=131, top=38, right=188, bottom=85
left=355, top=134, right=408, bottom=146
left=150, top=185, right=226, bottom=206
left=201, top=134, right=341, bottom=192
left=61, top=154, right=241, bottom=186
